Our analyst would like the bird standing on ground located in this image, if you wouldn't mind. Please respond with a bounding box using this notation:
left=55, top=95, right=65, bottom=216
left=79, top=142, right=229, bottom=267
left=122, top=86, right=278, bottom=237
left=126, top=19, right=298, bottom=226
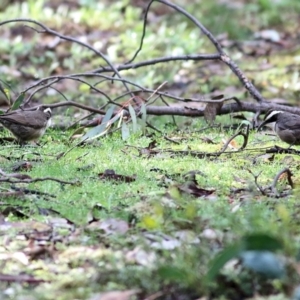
left=258, top=110, right=300, bottom=147
left=0, top=107, right=52, bottom=144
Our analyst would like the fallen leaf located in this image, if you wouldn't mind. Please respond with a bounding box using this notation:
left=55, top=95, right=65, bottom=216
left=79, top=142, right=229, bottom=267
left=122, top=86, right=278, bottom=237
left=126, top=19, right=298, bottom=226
left=204, top=100, right=223, bottom=124
left=98, top=169, right=136, bottom=183
left=222, top=138, right=238, bottom=150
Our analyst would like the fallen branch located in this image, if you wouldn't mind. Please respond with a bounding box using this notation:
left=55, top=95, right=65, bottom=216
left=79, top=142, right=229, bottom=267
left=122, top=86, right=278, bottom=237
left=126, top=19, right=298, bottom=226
left=0, top=176, right=78, bottom=185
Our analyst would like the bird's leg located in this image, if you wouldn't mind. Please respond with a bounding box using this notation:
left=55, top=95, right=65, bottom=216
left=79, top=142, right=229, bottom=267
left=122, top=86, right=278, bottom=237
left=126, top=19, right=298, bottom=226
left=17, top=139, right=27, bottom=148
left=287, top=140, right=296, bottom=150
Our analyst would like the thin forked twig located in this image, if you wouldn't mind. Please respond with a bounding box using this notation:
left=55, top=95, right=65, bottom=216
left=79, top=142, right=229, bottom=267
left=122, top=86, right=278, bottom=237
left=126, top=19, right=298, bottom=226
left=270, top=168, right=293, bottom=195
left=247, top=169, right=266, bottom=195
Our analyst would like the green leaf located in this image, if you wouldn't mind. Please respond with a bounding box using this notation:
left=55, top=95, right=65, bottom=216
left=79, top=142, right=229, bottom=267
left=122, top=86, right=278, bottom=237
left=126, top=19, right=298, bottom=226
left=11, top=93, right=25, bottom=111
left=128, top=104, right=137, bottom=132
left=206, top=233, right=283, bottom=281
left=206, top=244, right=242, bottom=281
left=80, top=105, right=116, bottom=142
left=241, top=233, right=283, bottom=252
left=0, top=83, right=10, bottom=103
left=121, top=122, right=130, bottom=140
left=102, top=105, right=116, bottom=124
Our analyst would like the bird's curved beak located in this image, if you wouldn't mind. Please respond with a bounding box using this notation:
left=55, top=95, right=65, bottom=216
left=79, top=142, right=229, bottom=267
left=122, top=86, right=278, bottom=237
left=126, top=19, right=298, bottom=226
left=257, top=120, right=268, bottom=132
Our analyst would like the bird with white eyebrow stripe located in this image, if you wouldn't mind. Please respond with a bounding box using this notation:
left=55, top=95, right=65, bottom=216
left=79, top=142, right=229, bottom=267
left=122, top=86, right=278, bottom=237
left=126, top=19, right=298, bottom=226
left=257, top=110, right=300, bottom=148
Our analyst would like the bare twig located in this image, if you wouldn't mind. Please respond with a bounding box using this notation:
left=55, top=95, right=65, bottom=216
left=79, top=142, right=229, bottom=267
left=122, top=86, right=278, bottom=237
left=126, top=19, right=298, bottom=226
left=24, top=76, right=113, bottom=105
left=0, top=19, right=130, bottom=93
left=41, top=101, right=107, bottom=115
left=22, top=72, right=230, bottom=104
left=264, top=145, right=300, bottom=155
left=270, top=168, right=293, bottom=195
left=219, top=125, right=249, bottom=154
left=11, top=186, right=56, bottom=198
left=0, top=176, right=78, bottom=185
left=129, top=0, right=265, bottom=103
left=163, top=136, right=180, bottom=144
left=94, top=53, right=220, bottom=73
left=247, top=169, right=266, bottom=195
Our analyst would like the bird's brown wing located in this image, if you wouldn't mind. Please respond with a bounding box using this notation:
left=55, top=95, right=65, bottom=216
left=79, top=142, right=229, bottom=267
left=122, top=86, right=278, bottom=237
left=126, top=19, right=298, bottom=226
left=0, top=111, right=44, bottom=129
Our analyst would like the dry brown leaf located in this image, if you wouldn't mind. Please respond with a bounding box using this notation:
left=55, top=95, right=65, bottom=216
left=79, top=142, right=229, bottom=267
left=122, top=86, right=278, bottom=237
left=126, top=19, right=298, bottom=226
left=204, top=101, right=223, bottom=124
left=221, top=138, right=238, bottom=150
